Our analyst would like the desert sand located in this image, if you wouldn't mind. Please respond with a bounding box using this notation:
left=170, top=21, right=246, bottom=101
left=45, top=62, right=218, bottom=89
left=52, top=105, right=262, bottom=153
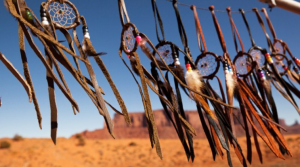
left=0, top=135, right=300, bottom=167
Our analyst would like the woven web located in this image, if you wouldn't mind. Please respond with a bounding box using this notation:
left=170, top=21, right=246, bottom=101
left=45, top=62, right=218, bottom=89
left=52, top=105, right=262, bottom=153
left=123, top=26, right=135, bottom=51
left=273, top=55, right=288, bottom=74
left=235, top=54, right=251, bottom=75
left=196, top=54, right=217, bottom=77
left=48, top=2, right=76, bottom=27
left=156, top=44, right=173, bottom=64
left=274, top=41, right=284, bottom=54
left=249, top=49, right=265, bottom=68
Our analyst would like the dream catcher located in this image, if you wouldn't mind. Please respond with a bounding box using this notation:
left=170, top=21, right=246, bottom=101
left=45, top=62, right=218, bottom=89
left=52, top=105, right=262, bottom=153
left=118, top=0, right=234, bottom=159
left=210, top=6, right=291, bottom=165
left=228, top=7, right=286, bottom=163
left=252, top=8, right=300, bottom=114
left=261, top=8, right=300, bottom=71
left=118, top=0, right=199, bottom=159
left=4, top=0, right=130, bottom=144
left=173, top=3, right=240, bottom=164
left=150, top=0, right=195, bottom=160
left=261, top=8, right=300, bottom=95
left=190, top=5, right=241, bottom=164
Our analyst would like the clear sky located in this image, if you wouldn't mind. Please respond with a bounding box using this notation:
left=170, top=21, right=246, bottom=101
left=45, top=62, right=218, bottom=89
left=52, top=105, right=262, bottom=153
left=0, top=0, right=299, bottom=139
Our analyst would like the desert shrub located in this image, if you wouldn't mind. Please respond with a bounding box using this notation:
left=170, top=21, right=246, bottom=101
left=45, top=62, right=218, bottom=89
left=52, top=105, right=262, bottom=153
left=0, top=141, right=11, bottom=149
left=77, top=137, right=85, bottom=146
left=75, top=134, right=83, bottom=139
left=287, top=138, right=294, bottom=142
left=12, top=134, right=23, bottom=141
left=128, top=142, right=137, bottom=146
left=75, top=134, right=85, bottom=146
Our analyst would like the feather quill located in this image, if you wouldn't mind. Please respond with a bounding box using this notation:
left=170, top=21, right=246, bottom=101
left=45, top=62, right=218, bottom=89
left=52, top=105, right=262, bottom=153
left=185, top=69, right=215, bottom=119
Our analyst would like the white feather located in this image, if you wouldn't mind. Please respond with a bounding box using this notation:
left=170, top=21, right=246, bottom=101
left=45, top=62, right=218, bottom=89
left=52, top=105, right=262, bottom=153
left=185, top=69, right=203, bottom=92
left=82, top=39, right=87, bottom=54
left=225, top=72, right=236, bottom=97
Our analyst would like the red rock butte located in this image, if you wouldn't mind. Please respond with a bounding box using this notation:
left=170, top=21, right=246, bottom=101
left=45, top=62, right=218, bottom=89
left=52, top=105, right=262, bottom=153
left=73, top=109, right=300, bottom=139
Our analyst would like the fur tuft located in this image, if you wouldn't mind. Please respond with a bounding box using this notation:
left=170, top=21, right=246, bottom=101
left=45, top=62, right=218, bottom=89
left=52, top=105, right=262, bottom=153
left=225, top=73, right=236, bottom=98
left=139, top=40, right=153, bottom=61
left=289, top=70, right=300, bottom=83
left=263, top=80, right=271, bottom=95
left=185, top=69, right=203, bottom=93
left=82, top=39, right=87, bottom=54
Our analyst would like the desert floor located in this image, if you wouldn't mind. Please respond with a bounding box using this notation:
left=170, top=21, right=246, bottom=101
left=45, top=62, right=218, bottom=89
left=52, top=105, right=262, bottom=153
left=0, top=135, right=300, bottom=167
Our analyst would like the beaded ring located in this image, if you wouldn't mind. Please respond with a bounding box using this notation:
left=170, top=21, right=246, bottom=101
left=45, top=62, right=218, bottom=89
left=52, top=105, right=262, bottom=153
left=195, top=52, right=220, bottom=79
left=233, top=51, right=254, bottom=77
left=44, top=0, right=80, bottom=29
left=121, top=23, right=138, bottom=55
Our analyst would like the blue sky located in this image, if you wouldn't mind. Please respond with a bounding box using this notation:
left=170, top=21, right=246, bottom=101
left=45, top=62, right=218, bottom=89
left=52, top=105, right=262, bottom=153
left=0, top=0, right=300, bottom=138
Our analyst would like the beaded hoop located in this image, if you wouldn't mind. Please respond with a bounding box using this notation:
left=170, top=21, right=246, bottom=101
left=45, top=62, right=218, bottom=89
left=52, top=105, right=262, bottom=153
left=44, top=0, right=80, bottom=29
left=121, top=23, right=138, bottom=54
left=233, top=52, right=254, bottom=77
left=195, top=52, right=220, bottom=79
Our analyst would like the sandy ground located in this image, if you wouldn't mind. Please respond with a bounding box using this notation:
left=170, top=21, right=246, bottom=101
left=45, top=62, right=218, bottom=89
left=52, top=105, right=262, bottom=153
left=0, top=135, right=300, bottom=167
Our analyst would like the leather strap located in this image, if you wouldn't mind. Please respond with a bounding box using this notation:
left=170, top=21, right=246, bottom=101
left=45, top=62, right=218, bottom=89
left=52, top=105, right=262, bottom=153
left=18, top=24, right=42, bottom=129
left=151, top=0, right=165, bottom=42
left=226, top=7, right=245, bottom=53
left=261, top=8, right=277, bottom=40
left=172, top=0, right=192, bottom=60
left=118, top=0, right=130, bottom=26
left=190, top=5, right=207, bottom=53
left=133, top=51, right=162, bottom=158
left=253, top=8, right=275, bottom=53
left=239, top=78, right=291, bottom=155
left=209, top=6, right=228, bottom=57
left=38, top=37, right=80, bottom=112
left=239, top=9, right=256, bottom=47
left=79, top=16, right=131, bottom=124
left=196, top=103, right=218, bottom=160
left=45, top=51, right=58, bottom=145
left=0, top=52, right=32, bottom=104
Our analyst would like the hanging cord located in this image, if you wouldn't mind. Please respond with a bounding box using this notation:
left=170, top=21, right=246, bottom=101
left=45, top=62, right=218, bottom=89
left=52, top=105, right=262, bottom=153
left=239, top=9, right=256, bottom=47
left=227, top=7, right=245, bottom=53
left=261, top=8, right=277, bottom=40
left=151, top=0, right=165, bottom=42
left=253, top=8, right=275, bottom=53
left=253, top=9, right=299, bottom=115
left=118, top=0, right=130, bottom=26
left=172, top=0, right=192, bottom=61
left=165, top=0, right=253, bottom=13
left=190, top=5, right=207, bottom=53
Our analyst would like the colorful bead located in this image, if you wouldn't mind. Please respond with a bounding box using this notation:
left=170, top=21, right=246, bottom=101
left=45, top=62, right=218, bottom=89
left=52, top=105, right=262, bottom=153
left=258, top=70, right=266, bottom=80
left=228, top=65, right=233, bottom=73
left=135, top=35, right=142, bottom=45
left=283, top=65, right=288, bottom=71
left=26, top=10, right=33, bottom=21
left=126, top=49, right=130, bottom=58
left=223, top=61, right=229, bottom=74
left=174, top=58, right=180, bottom=66
left=186, top=63, right=192, bottom=72
left=265, top=70, right=271, bottom=79
left=264, top=53, right=273, bottom=64
left=294, top=58, right=300, bottom=65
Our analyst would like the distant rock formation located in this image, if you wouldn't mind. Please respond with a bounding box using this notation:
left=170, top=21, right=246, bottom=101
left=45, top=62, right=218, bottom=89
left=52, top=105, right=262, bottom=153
left=72, top=109, right=300, bottom=139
